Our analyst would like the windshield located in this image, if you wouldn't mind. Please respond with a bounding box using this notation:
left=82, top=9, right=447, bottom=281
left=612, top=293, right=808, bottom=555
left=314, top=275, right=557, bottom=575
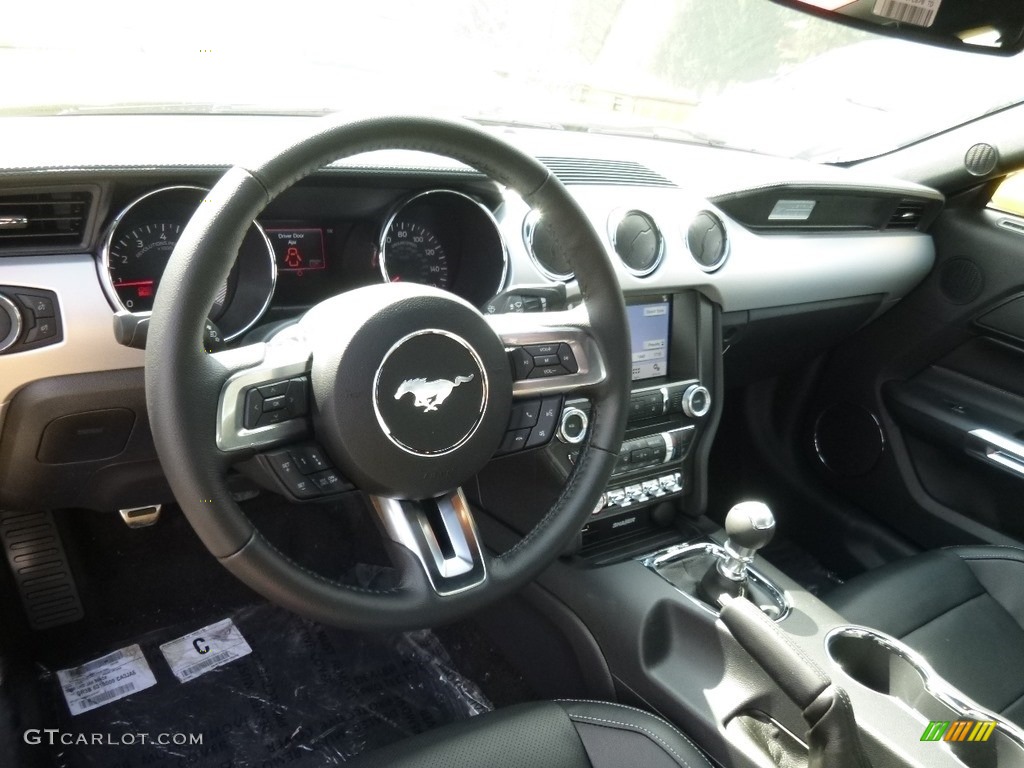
left=5, top=0, right=1024, bottom=163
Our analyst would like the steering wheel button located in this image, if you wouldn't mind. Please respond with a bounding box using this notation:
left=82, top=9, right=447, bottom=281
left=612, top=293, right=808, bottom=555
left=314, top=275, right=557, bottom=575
left=557, top=344, right=579, bottom=373
left=258, top=381, right=288, bottom=399
left=525, top=343, right=559, bottom=357
left=500, top=428, right=531, bottom=454
left=311, top=469, right=350, bottom=493
left=526, top=396, right=561, bottom=448
left=528, top=364, right=568, bottom=379
left=291, top=445, right=328, bottom=474
left=531, top=353, right=560, bottom=367
left=243, top=389, right=264, bottom=429
left=290, top=477, right=319, bottom=498
left=256, top=410, right=287, bottom=428
left=284, top=378, right=309, bottom=417
left=262, top=395, right=286, bottom=412
left=509, top=400, right=540, bottom=430
left=509, top=347, right=534, bottom=380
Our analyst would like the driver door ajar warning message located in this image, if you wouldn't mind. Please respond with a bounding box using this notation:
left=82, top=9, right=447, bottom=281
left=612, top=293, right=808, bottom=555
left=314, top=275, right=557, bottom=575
left=57, top=644, right=157, bottom=716
left=159, top=617, right=253, bottom=683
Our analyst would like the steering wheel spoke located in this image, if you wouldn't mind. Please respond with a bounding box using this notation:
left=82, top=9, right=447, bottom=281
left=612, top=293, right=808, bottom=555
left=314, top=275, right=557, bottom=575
left=485, top=305, right=607, bottom=397
left=369, top=488, right=488, bottom=597
left=212, top=338, right=314, bottom=452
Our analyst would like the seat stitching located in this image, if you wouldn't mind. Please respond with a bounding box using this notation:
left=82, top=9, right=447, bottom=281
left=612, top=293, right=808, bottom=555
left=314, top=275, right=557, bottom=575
left=957, top=554, right=1024, bottom=563
left=557, top=699, right=712, bottom=767
left=567, top=714, right=699, bottom=768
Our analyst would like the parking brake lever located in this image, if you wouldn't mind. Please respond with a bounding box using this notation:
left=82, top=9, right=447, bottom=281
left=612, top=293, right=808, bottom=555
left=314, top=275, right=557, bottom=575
left=720, top=596, right=872, bottom=768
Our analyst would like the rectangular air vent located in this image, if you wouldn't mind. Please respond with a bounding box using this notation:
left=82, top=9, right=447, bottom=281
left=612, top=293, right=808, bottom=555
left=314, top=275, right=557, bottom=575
left=886, top=200, right=928, bottom=230
left=0, top=189, right=94, bottom=249
left=536, top=157, right=676, bottom=188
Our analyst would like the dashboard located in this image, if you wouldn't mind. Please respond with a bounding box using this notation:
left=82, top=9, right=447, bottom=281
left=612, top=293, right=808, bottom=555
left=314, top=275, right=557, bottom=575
left=0, top=113, right=943, bottom=512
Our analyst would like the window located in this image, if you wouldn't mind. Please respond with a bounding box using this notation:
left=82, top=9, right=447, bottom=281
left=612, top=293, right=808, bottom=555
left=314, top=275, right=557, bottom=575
left=989, top=172, right=1024, bottom=218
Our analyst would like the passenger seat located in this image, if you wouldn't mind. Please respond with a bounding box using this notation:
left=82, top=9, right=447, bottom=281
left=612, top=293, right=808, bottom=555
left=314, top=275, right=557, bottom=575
left=824, top=546, right=1024, bottom=726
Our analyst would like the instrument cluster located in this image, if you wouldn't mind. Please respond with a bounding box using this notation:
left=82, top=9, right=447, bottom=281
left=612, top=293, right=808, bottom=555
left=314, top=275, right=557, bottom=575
left=98, top=185, right=509, bottom=339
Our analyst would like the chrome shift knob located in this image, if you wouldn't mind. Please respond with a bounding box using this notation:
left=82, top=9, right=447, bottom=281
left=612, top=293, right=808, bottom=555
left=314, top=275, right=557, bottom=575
left=724, top=501, right=775, bottom=557
left=720, top=501, right=774, bottom=580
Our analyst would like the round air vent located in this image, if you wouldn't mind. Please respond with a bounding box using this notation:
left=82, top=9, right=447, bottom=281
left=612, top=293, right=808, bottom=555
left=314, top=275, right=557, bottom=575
left=609, top=209, right=663, bottom=276
left=964, top=143, right=998, bottom=177
left=686, top=211, right=728, bottom=272
left=523, top=211, right=573, bottom=281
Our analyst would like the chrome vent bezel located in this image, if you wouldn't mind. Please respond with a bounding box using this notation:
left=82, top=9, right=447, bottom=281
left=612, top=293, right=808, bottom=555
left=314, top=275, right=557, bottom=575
left=523, top=210, right=574, bottom=282
left=685, top=210, right=729, bottom=273
left=607, top=208, right=665, bottom=277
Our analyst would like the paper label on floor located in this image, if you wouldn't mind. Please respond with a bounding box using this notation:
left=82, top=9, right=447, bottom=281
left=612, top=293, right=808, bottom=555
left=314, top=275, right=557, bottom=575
left=57, top=644, right=157, bottom=716
left=159, top=617, right=252, bottom=683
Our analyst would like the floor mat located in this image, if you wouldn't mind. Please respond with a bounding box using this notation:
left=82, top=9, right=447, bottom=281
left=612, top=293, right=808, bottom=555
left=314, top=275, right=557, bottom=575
left=32, top=603, right=492, bottom=767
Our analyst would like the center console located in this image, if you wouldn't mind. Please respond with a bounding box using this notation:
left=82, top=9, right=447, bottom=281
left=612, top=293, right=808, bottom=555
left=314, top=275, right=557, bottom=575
left=545, top=290, right=721, bottom=555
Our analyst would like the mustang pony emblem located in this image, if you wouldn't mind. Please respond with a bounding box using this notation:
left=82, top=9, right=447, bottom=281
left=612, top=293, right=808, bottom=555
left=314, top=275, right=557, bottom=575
left=394, top=375, right=475, bottom=412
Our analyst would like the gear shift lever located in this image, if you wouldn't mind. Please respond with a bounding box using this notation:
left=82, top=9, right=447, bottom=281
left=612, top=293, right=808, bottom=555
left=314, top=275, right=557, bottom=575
left=699, top=501, right=775, bottom=605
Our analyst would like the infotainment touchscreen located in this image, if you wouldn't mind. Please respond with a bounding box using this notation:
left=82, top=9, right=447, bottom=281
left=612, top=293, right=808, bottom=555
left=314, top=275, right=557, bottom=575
left=628, top=300, right=670, bottom=381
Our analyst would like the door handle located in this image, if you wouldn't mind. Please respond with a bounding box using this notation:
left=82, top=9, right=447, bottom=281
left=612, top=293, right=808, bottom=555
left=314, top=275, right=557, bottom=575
left=966, top=428, right=1024, bottom=478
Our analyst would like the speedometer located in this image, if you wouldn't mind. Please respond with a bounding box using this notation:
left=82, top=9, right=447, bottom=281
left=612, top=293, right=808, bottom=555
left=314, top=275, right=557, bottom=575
left=380, top=221, right=450, bottom=289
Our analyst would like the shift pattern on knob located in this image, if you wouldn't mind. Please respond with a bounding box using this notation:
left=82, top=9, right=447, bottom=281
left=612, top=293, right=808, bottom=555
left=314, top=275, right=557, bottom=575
left=725, top=501, right=775, bottom=552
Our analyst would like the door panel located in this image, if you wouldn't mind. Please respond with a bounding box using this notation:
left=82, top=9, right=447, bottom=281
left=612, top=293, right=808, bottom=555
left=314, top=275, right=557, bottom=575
left=789, top=198, right=1024, bottom=549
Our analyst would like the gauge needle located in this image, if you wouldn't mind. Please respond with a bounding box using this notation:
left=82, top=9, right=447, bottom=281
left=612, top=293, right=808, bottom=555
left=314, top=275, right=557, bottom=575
left=391, top=276, right=401, bottom=282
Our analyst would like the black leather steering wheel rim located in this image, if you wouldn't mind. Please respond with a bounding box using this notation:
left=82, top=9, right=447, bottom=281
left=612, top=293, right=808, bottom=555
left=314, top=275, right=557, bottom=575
left=145, top=114, right=630, bottom=631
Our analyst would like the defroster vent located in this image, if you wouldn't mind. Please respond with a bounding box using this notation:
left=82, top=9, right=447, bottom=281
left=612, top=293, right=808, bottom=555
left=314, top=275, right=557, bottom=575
left=537, top=157, right=676, bottom=188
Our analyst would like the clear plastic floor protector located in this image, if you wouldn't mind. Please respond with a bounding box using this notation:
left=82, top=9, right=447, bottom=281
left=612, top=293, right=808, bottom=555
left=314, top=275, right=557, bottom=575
left=35, top=603, right=493, bottom=767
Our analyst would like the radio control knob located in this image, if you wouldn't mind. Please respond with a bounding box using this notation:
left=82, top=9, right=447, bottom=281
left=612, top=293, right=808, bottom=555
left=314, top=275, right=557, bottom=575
left=558, top=406, right=589, bottom=444
left=682, top=384, right=711, bottom=418
left=0, top=294, right=23, bottom=353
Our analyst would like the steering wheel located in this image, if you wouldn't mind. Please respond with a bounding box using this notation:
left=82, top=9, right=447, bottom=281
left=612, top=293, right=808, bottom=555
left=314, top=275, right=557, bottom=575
left=145, top=115, right=630, bottom=631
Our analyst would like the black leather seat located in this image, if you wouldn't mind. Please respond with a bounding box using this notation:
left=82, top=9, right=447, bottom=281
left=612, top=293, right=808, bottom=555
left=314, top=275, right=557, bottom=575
left=346, top=699, right=712, bottom=768
left=825, top=545, right=1024, bottom=725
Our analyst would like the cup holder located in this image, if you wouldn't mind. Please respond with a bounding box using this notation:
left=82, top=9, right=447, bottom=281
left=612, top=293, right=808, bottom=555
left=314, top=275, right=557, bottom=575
left=826, top=626, right=1024, bottom=767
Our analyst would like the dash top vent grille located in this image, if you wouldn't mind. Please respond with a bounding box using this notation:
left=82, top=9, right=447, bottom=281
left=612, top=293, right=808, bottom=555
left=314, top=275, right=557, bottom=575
left=0, top=189, right=94, bottom=249
left=537, top=157, right=676, bottom=188
left=886, top=200, right=928, bottom=230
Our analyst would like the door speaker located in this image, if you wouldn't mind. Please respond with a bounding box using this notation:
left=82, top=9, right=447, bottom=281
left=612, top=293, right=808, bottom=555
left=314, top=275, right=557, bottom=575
left=813, top=403, right=885, bottom=477
left=938, top=258, right=984, bottom=305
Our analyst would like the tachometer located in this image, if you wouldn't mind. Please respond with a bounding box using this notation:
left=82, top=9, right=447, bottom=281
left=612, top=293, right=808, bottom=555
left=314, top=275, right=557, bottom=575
left=100, top=186, right=276, bottom=341
left=107, top=222, right=222, bottom=314
left=380, top=220, right=450, bottom=289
